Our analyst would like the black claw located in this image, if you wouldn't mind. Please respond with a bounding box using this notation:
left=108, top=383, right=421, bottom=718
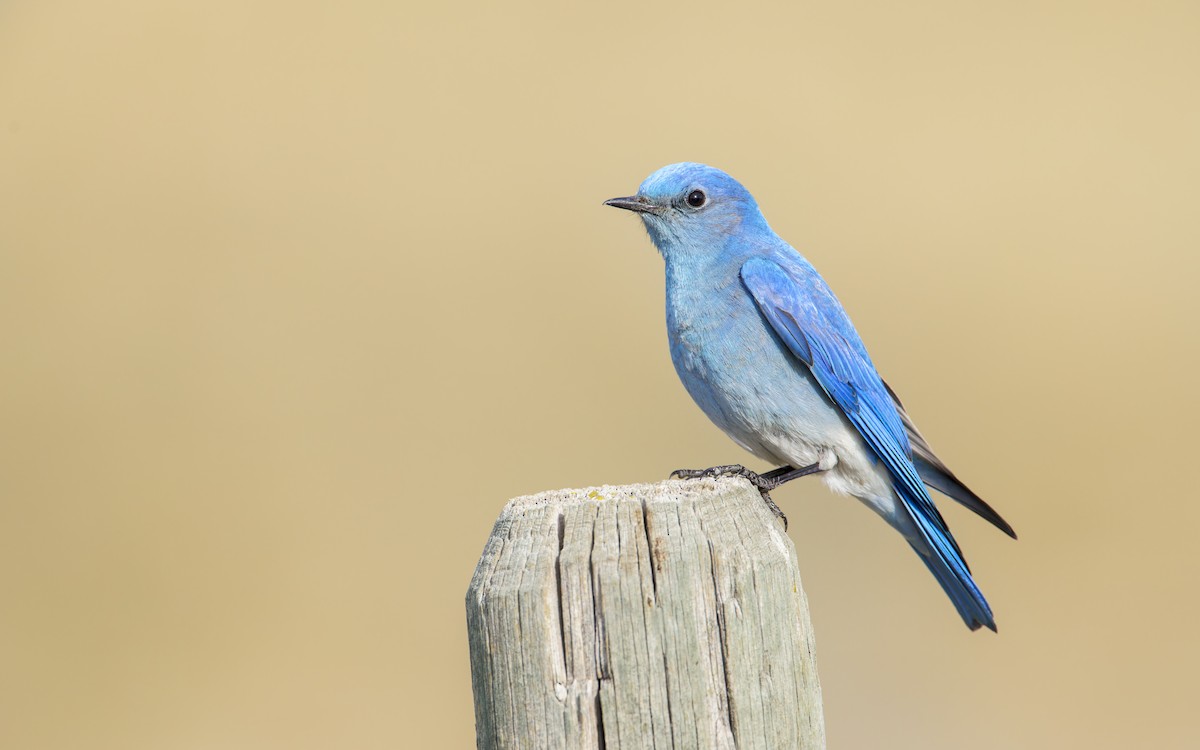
left=757, top=488, right=789, bottom=530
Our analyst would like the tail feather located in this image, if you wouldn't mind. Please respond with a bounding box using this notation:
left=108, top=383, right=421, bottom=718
left=907, top=538, right=996, bottom=632
left=883, top=379, right=1017, bottom=539
left=893, top=467, right=997, bottom=631
left=914, top=456, right=1017, bottom=539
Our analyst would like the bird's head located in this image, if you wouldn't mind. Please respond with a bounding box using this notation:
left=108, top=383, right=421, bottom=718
left=605, top=163, right=768, bottom=257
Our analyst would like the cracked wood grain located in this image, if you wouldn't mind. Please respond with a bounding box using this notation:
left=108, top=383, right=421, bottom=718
left=466, top=479, right=825, bottom=749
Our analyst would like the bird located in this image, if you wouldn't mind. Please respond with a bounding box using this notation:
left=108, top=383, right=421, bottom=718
left=605, top=162, right=1015, bottom=631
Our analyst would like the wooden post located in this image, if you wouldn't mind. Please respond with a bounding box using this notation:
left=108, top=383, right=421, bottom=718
left=466, top=478, right=825, bottom=749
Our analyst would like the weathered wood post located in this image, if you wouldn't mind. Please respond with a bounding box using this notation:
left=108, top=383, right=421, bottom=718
left=466, top=478, right=825, bottom=749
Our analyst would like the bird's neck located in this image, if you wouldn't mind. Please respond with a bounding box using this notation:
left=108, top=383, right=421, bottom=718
left=664, top=250, right=747, bottom=337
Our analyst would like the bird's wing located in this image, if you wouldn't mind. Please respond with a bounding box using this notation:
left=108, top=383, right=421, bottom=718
left=882, top=380, right=1017, bottom=539
left=741, top=256, right=994, bottom=630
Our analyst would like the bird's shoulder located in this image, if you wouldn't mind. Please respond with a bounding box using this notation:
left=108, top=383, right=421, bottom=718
left=743, top=245, right=866, bottom=352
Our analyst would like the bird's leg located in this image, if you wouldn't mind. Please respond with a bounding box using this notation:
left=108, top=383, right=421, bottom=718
left=759, top=462, right=823, bottom=488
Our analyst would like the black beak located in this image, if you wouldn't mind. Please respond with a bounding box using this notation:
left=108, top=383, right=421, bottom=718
left=604, top=195, right=662, bottom=215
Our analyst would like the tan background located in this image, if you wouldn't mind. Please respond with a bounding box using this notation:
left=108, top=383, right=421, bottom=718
left=2, top=1, right=1197, bottom=748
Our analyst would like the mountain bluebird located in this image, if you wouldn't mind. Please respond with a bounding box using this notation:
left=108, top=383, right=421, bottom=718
left=606, top=163, right=1014, bottom=631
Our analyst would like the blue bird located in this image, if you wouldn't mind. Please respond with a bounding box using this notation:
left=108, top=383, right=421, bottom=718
left=606, top=163, right=1014, bottom=631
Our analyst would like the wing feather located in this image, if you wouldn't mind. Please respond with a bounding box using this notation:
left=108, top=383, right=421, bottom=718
left=741, top=256, right=995, bottom=630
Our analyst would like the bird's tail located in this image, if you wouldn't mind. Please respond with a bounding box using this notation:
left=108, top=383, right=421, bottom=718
left=908, top=539, right=996, bottom=631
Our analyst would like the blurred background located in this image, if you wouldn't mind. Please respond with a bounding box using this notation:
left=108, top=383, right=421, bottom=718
left=1, top=1, right=1197, bottom=748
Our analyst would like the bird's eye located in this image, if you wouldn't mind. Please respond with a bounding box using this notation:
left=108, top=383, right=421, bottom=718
left=685, top=189, right=707, bottom=208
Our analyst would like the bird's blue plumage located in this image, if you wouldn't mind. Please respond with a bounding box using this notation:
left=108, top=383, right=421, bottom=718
left=607, top=162, right=1012, bottom=631
left=742, top=257, right=992, bottom=630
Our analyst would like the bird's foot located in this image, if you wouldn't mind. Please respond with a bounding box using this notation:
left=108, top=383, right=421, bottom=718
left=669, top=462, right=822, bottom=491
left=670, top=463, right=776, bottom=489
left=669, top=464, right=791, bottom=529
left=669, top=462, right=825, bottom=531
